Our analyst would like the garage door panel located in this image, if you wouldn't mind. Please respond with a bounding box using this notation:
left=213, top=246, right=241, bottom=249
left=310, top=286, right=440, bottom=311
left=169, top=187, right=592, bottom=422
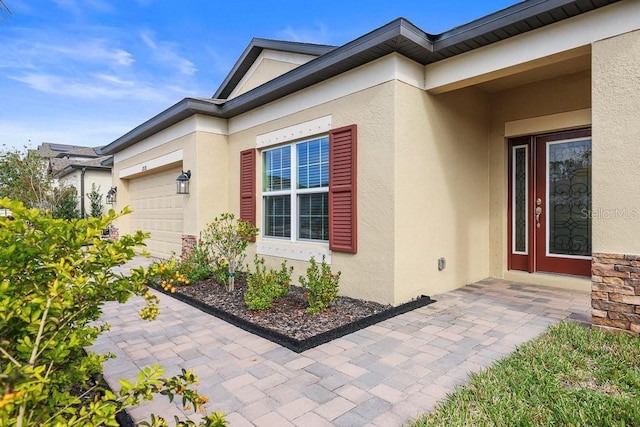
left=128, top=166, right=183, bottom=258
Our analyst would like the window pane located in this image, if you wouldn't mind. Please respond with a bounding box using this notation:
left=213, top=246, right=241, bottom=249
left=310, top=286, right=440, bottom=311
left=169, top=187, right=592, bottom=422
left=263, top=146, right=291, bottom=191
left=298, top=193, right=328, bottom=241
left=264, top=195, right=291, bottom=238
left=297, top=137, right=328, bottom=189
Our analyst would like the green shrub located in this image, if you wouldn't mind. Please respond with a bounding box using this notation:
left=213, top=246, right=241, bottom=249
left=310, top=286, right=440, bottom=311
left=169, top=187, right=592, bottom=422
left=211, top=256, right=230, bottom=286
left=177, top=239, right=213, bottom=284
left=299, top=255, right=340, bottom=313
left=87, top=183, right=104, bottom=218
left=0, top=199, right=226, bottom=426
left=244, top=256, right=293, bottom=311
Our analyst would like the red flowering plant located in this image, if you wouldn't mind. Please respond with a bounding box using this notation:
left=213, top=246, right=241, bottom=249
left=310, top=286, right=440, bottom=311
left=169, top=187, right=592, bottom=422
left=299, top=255, right=340, bottom=313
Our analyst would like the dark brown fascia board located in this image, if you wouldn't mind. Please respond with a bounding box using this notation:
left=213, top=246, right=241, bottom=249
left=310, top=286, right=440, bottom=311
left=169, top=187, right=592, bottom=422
left=219, top=18, right=431, bottom=118
left=434, top=0, right=618, bottom=50
left=213, top=38, right=337, bottom=100
left=100, top=20, right=420, bottom=155
left=54, top=164, right=110, bottom=179
left=103, top=0, right=611, bottom=155
left=100, top=98, right=223, bottom=155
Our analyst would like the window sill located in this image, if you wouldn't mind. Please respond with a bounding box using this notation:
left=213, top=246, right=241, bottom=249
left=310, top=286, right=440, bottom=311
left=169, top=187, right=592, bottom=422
left=256, top=240, right=332, bottom=263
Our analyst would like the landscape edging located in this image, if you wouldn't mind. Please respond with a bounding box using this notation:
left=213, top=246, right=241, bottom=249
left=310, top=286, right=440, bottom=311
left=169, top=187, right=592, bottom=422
left=150, top=285, right=435, bottom=353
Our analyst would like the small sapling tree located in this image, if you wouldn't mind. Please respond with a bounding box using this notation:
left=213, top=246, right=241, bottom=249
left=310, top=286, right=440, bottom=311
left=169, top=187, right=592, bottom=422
left=200, top=213, right=258, bottom=291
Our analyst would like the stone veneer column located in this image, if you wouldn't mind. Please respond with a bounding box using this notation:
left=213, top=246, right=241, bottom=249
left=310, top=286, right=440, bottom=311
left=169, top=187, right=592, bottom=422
left=181, top=234, right=197, bottom=258
left=592, top=252, right=640, bottom=335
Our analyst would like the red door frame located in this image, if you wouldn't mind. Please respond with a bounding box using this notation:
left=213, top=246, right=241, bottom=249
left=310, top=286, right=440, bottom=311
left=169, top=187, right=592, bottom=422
left=508, top=129, right=592, bottom=277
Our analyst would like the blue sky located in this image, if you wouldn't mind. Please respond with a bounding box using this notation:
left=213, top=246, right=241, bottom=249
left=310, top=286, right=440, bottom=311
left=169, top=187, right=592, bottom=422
left=0, top=0, right=518, bottom=151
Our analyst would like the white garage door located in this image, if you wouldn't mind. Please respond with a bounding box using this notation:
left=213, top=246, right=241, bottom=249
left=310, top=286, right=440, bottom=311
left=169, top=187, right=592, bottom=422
left=128, top=166, right=183, bottom=259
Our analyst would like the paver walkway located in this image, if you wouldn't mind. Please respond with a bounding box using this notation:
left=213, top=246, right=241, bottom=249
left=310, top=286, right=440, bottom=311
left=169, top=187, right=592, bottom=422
left=92, top=264, right=589, bottom=426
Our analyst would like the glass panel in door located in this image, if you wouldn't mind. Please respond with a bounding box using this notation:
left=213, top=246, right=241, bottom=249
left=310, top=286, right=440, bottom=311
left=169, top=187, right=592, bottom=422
left=546, top=139, right=592, bottom=257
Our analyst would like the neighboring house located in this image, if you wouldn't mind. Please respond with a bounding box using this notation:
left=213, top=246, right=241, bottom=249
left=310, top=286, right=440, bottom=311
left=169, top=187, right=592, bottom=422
left=34, top=143, right=113, bottom=217
left=100, top=0, right=640, bottom=335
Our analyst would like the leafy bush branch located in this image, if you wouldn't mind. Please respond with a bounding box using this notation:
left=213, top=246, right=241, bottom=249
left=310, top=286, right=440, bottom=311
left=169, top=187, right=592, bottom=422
left=244, top=256, right=293, bottom=311
left=0, top=199, right=226, bottom=427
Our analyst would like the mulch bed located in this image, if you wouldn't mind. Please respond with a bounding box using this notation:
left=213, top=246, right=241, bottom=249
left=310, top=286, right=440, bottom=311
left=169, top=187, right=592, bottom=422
left=154, top=275, right=434, bottom=352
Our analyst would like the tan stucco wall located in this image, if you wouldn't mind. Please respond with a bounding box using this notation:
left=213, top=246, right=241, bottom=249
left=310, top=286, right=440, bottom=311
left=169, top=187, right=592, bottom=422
left=111, top=133, right=194, bottom=247
left=234, top=58, right=302, bottom=97
left=112, top=127, right=232, bottom=245
left=190, top=132, right=230, bottom=234
left=227, top=80, right=398, bottom=304
left=592, top=29, right=640, bottom=255
left=487, top=69, right=592, bottom=281
left=394, top=82, right=491, bottom=302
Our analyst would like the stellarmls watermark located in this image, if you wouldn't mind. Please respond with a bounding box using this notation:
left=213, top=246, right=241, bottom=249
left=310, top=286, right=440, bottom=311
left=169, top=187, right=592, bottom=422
left=581, top=208, right=640, bottom=219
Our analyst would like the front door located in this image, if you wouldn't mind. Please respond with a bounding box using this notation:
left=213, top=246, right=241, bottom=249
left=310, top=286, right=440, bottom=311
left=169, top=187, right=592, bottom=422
left=508, top=129, right=592, bottom=276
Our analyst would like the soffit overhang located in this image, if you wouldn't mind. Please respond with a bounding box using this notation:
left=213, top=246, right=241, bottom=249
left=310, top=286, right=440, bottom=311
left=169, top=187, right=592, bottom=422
left=101, top=0, right=620, bottom=155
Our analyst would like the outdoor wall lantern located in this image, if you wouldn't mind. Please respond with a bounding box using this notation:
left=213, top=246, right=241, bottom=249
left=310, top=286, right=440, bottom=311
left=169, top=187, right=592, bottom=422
left=176, top=170, right=191, bottom=194
left=106, top=187, right=117, bottom=204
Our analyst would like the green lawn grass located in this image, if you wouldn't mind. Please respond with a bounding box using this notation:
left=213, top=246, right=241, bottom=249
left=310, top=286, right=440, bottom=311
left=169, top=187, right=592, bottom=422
left=411, top=322, right=640, bottom=426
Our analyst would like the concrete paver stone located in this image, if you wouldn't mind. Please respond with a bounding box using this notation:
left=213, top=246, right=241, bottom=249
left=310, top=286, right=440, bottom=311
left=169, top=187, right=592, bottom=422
left=91, top=256, right=590, bottom=426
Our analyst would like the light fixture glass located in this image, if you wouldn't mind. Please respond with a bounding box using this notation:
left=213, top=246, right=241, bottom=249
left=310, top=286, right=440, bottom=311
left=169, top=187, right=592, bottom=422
left=176, top=170, right=191, bottom=194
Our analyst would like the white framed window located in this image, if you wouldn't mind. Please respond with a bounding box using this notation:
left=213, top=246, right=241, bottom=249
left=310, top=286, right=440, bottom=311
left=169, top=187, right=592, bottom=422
left=262, top=136, right=329, bottom=242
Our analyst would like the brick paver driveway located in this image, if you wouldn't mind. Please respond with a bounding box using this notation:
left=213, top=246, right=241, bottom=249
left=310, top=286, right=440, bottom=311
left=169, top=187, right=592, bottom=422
left=91, top=278, right=589, bottom=426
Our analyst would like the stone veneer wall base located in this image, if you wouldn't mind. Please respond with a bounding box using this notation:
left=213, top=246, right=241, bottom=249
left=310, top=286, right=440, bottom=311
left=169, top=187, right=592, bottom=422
left=591, top=252, right=640, bottom=336
left=181, top=234, right=197, bottom=257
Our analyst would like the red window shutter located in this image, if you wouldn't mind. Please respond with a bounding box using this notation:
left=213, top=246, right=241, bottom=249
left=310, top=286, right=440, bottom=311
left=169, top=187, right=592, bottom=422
left=239, top=149, right=256, bottom=239
left=329, top=125, right=357, bottom=253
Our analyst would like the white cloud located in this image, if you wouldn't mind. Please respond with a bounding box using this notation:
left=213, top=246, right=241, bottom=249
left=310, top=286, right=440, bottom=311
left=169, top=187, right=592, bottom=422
left=9, top=72, right=173, bottom=102
left=140, top=30, right=156, bottom=50
left=139, top=29, right=197, bottom=76
left=0, top=33, right=134, bottom=69
left=0, top=117, right=136, bottom=149
left=275, top=23, right=333, bottom=45
left=0, top=23, right=208, bottom=149
left=92, top=73, right=135, bottom=87
left=52, top=0, right=114, bottom=15
left=49, top=40, right=135, bottom=67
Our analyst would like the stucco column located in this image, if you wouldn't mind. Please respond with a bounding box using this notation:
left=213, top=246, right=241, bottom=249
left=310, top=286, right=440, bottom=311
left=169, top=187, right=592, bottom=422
left=181, top=116, right=230, bottom=255
left=591, top=29, right=640, bottom=335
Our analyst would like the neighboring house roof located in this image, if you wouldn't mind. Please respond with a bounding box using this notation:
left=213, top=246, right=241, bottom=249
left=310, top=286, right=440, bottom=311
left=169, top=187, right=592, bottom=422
left=53, top=156, right=112, bottom=179
left=33, top=142, right=112, bottom=176
left=100, top=0, right=620, bottom=156
left=35, top=142, right=102, bottom=159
